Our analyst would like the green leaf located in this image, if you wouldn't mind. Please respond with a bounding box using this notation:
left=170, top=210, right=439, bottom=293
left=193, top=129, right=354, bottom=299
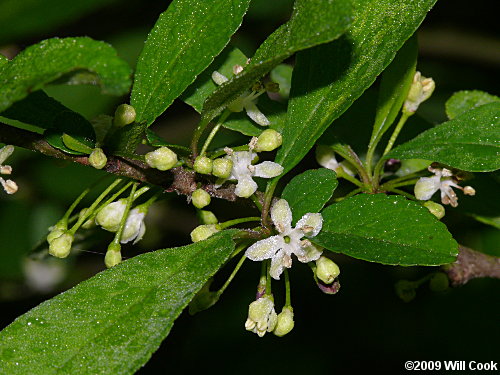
left=368, top=35, right=418, bottom=153
left=0, top=231, right=236, bottom=374
left=201, top=0, right=353, bottom=123
left=182, top=46, right=249, bottom=113
left=274, top=0, right=438, bottom=174
left=470, top=214, right=500, bottom=230
left=445, top=90, right=500, bottom=120
left=131, top=0, right=251, bottom=127
left=314, top=194, right=457, bottom=265
left=386, top=102, right=500, bottom=172
left=282, top=168, right=338, bottom=223
left=61, top=134, right=94, bottom=154
left=145, top=129, right=191, bottom=155
left=1, top=91, right=74, bottom=131
left=0, top=37, right=132, bottom=113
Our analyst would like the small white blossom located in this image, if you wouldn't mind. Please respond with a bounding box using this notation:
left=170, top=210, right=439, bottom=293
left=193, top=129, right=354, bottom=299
left=1, top=145, right=18, bottom=194
left=315, top=146, right=355, bottom=177
left=212, top=70, right=270, bottom=126
left=120, top=207, right=146, bottom=244
left=414, top=167, right=475, bottom=207
left=244, top=295, right=278, bottom=337
left=223, top=150, right=283, bottom=198
left=245, top=199, right=323, bottom=279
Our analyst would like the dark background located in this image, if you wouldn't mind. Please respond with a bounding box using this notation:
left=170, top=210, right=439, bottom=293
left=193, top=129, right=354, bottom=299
left=0, top=0, right=498, bottom=373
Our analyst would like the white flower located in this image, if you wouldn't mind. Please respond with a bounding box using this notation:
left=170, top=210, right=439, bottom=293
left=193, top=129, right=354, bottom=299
left=225, top=150, right=283, bottom=198
left=315, top=146, right=355, bottom=177
left=120, top=207, right=146, bottom=244
left=245, top=199, right=323, bottom=279
left=414, top=167, right=475, bottom=207
left=1, top=145, right=18, bottom=194
left=212, top=70, right=270, bottom=126
left=244, top=295, right=278, bottom=337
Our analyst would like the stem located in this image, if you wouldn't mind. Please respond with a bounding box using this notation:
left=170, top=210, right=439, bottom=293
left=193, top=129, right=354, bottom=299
left=69, top=178, right=123, bottom=234
left=215, top=253, right=247, bottom=297
left=387, top=188, right=418, bottom=201
left=383, top=110, right=412, bottom=156
left=200, top=109, right=231, bottom=156
left=190, top=117, right=211, bottom=157
left=262, top=179, right=278, bottom=228
left=333, top=187, right=363, bottom=202
left=284, top=269, right=291, bottom=307
left=218, top=217, right=261, bottom=230
left=112, top=183, right=138, bottom=245
left=250, top=194, right=263, bottom=211
left=265, top=260, right=272, bottom=295
left=380, top=178, right=420, bottom=190
left=62, top=188, right=90, bottom=223
left=337, top=169, right=364, bottom=188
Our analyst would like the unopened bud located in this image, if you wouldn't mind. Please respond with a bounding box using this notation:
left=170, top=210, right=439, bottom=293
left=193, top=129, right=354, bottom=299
left=423, top=201, right=445, bottom=220
left=47, top=228, right=65, bottom=244
left=145, top=147, right=178, bottom=171
left=192, top=189, right=211, bottom=209
left=88, top=148, right=107, bottom=169
left=404, top=72, right=435, bottom=113
left=78, top=208, right=96, bottom=229
left=198, top=210, right=218, bottom=225
left=429, top=272, right=449, bottom=292
left=245, top=295, right=278, bottom=337
left=193, top=156, right=213, bottom=175
left=49, top=232, right=73, bottom=258
left=395, top=280, right=416, bottom=303
left=190, top=224, right=219, bottom=242
left=105, top=243, right=122, bottom=268
left=96, top=199, right=126, bottom=232
left=315, top=256, right=340, bottom=284
left=212, top=158, right=233, bottom=178
left=273, top=306, right=294, bottom=337
left=113, top=104, right=136, bottom=127
left=254, top=129, right=282, bottom=152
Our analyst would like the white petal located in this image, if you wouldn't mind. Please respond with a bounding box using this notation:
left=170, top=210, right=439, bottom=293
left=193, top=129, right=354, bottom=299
left=235, top=177, right=258, bottom=198
left=296, top=213, right=323, bottom=237
left=315, top=146, right=339, bottom=170
left=212, top=71, right=228, bottom=85
left=245, top=236, right=283, bottom=261
left=414, top=175, right=440, bottom=201
left=269, top=249, right=286, bottom=280
left=297, top=242, right=323, bottom=263
left=120, top=209, right=145, bottom=244
left=245, top=102, right=270, bottom=126
left=254, top=161, right=283, bottom=178
left=271, top=199, right=293, bottom=234
left=133, top=222, right=146, bottom=244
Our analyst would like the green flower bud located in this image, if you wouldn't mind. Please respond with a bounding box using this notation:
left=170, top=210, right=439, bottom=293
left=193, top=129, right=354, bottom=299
left=192, top=189, right=211, bottom=209
left=245, top=295, right=278, bottom=337
left=394, top=280, right=416, bottom=303
left=113, top=104, right=136, bottom=127
left=198, top=210, right=218, bottom=225
left=404, top=72, right=435, bottom=113
left=315, top=256, right=340, bottom=284
left=96, top=199, right=126, bottom=232
left=78, top=208, right=96, bottom=229
left=49, top=232, right=73, bottom=258
left=254, top=129, right=282, bottom=152
left=193, top=156, right=213, bottom=175
left=429, top=272, right=449, bottom=292
left=273, top=306, right=294, bottom=337
left=88, top=148, right=107, bottom=169
left=212, top=158, right=233, bottom=179
left=47, top=228, right=65, bottom=244
left=105, top=243, right=122, bottom=268
left=423, top=201, right=445, bottom=220
left=145, top=147, right=178, bottom=171
left=190, top=224, right=219, bottom=243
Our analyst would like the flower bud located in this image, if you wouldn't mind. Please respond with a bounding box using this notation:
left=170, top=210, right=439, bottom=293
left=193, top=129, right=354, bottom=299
left=315, top=256, right=340, bottom=284
left=394, top=280, right=416, bottom=303
left=113, top=104, right=136, bottom=127
left=88, top=148, right=107, bottom=169
left=423, top=201, right=445, bottom=219
left=49, top=232, right=73, bottom=258
left=198, top=210, right=218, bottom=225
left=47, top=228, right=65, bottom=244
left=96, top=199, right=126, bottom=232
left=192, top=189, right=211, bottom=209
left=190, top=224, right=219, bottom=242
left=212, top=158, right=233, bottom=179
left=273, top=306, right=294, bottom=337
left=245, top=295, right=278, bottom=337
left=193, top=156, right=213, bottom=175
left=404, top=72, right=435, bottom=113
left=429, top=272, right=449, bottom=292
left=105, top=243, right=122, bottom=268
left=254, top=129, right=282, bottom=152
left=145, top=147, right=178, bottom=171
left=78, top=208, right=96, bottom=229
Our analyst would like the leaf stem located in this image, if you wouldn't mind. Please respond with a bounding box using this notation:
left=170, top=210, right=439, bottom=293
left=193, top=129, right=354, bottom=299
left=215, top=252, right=247, bottom=298
left=380, top=178, right=420, bottom=190
left=218, top=217, right=261, bottom=229
left=383, top=110, right=412, bottom=156
left=199, top=109, right=232, bottom=156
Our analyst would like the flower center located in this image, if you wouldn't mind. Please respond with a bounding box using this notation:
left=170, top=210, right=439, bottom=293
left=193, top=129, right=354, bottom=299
left=284, top=235, right=291, bottom=244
